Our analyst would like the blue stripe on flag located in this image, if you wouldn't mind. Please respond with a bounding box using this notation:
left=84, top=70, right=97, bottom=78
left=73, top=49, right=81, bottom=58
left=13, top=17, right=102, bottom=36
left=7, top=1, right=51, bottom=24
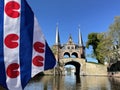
left=0, top=0, right=7, bottom=89
left=44, top=42, right=56, bottom=70
left=20, top=0, right=34, bottom=88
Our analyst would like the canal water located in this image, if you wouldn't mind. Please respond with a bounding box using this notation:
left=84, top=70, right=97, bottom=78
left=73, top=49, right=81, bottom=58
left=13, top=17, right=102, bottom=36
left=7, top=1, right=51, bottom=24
left=0, top=73, right=120, bottom=90
left=24, top=73, right=120, bottom=90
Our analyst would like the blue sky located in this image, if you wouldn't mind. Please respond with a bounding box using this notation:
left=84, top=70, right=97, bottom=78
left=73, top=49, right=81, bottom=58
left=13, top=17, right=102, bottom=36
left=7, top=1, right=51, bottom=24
left=27, top=0, right=120, bottom=62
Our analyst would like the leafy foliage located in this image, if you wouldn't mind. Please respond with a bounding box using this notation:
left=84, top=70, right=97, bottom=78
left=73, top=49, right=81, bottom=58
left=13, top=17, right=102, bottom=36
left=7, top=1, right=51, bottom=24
left=109, top=16, right=120, bottom=45
left=86, top=16, right=120, bottom=64
left=86, top=33, right=102, bottom=63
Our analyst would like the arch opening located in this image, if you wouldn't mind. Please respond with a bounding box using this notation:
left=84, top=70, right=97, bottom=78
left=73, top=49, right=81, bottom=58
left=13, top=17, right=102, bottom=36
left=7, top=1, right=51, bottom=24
left=71, top=52, right=78, bottom=58
left=64, top=52, right=70, bottom=58
left=65, top=61, right=81, bottom=76
left=65, top=65, right=75, bottom=75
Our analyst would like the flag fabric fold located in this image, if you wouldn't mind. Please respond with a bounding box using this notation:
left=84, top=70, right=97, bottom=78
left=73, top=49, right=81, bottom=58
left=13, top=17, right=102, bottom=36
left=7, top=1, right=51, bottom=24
left=0, top=0, right=56, bottom=90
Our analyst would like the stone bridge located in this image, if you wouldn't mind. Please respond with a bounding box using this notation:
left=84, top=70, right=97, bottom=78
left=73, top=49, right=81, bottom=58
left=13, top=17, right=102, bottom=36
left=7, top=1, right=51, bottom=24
left=59, top=58, right=86, bottom=75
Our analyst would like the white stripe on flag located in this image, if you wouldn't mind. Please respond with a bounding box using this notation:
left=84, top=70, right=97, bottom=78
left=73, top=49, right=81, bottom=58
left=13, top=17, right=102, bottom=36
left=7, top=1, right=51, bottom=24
left=4, top=0, right=22, bottom=90
left=32, top=17, right=45, bottom=77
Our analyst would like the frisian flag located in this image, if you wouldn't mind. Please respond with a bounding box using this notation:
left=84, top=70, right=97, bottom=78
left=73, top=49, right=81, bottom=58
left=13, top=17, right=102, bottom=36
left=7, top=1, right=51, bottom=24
left=0, top=0, right=56, bottom=90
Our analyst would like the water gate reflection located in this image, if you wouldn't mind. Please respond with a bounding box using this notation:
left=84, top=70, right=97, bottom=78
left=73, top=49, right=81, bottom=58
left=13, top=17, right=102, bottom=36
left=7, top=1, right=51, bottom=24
left=25, top=74, right=120, bottom=90
left=1, top=74, right=120, bottom=90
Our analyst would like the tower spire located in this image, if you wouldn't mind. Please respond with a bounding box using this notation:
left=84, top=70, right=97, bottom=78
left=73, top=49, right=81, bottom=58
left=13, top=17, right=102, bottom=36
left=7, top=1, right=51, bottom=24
left=68, top=34, right=73, bottom=44
left=55, top=23, right=60, bottom=45
left=78, top=25, right=83, bottom=46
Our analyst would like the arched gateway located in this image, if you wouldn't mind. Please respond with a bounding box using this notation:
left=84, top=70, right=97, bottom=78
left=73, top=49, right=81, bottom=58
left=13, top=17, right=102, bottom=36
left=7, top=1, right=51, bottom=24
left=52, top=25, right=86, bottom=75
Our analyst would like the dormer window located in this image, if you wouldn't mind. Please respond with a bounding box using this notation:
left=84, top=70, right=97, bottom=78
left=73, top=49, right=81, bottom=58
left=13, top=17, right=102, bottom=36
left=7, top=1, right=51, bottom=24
left=68, top=47, right=70, bottom=49
left=72, top=47, right=74, bottom=49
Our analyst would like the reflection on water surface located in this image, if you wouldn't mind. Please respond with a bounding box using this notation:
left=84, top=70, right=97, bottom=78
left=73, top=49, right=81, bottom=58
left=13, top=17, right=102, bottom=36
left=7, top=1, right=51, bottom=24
left=1, top=73, right=120, bottom=90
left=25, top=73, right=120, bottom=90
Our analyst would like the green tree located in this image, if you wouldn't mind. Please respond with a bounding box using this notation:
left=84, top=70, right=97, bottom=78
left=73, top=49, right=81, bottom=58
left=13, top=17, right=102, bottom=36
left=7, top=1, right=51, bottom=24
left=108, top=16, right=120, bottom=63
left=86, top=32, right=113, bottom=64
left=86, top=33, right=101, bottom=63
left=96, top=32, right=113, bottom=64
left=109, top=16, right=120, bottom=45
left=86, top=16, right=120, bottom=64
